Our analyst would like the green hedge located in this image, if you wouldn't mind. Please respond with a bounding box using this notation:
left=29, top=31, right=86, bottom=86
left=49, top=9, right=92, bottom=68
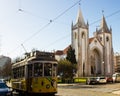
left=57, top=77, right=87, bottom=83
left=73, top=77, right=87, bottom=83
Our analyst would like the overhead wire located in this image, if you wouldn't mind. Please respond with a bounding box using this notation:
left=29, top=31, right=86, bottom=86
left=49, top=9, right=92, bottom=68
left=9, top=0, right=81, bottom=56
left=21, top=0, right=81, bottom=44
left=44, top=34, right=70, bottom=49
left=10, top=2, right=120, bottom=57
left=52, top=0, right=82, bottom=22
left=18, top=9, right=50, bottom=21
left=90, top=9, right=120, bottom=26
left=43, top=9, right=120, bottom=49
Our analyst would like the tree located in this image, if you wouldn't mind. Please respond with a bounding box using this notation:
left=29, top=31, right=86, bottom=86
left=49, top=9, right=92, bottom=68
left=66, top=45, right=77, bottom=64
left=1, top=58, right=12, bottom=79
left=58, top=59, right=76, bottom=83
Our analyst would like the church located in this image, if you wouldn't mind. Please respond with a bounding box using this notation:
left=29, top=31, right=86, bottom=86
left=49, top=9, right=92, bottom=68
left=71, top=9, right=114, bottom=77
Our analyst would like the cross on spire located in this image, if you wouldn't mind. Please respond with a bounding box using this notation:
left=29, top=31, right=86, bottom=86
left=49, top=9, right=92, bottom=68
left=102, top=10, right=104, bottom=15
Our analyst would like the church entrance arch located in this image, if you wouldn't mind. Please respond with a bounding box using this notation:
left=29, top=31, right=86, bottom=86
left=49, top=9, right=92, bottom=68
left=90, top=48, right=101, bottom=76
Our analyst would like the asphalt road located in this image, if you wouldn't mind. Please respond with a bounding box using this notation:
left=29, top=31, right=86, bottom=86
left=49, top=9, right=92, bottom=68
left=7, top=82, right=120, bottom=96
left=56, top=83, right=120, bottom=96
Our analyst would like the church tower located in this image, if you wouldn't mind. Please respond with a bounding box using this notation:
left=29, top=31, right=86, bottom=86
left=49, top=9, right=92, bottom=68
left=71, top=9, right=89, bottom=77
left=96, top=15, right=113, bottom=76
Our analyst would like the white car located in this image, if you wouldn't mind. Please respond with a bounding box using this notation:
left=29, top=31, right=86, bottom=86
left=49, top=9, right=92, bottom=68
left=96, top=77, right=107, bottom=84
left=112, top=73, right=120, bottom=83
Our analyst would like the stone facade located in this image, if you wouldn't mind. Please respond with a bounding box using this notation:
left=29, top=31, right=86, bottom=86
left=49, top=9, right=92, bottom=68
left=71, top=9, right=114, bottom=77
left=114, top=53, right=120, bottom=73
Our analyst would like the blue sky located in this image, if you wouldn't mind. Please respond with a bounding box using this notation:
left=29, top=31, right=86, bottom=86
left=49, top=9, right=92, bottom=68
left=0, top=0, right=120, bottom=59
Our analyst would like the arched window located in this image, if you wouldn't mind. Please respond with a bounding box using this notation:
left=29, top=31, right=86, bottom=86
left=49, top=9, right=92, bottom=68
left=106, top=36, right=109, bottom=42
left=74, top=32, right=77, bottom=39
left=82, top=32, right=85, bottom=38
left=99, top=36, right=102, bottom=41
left=83, top=63, right=85, bottom=76
left=94, top=40, right=97, bottom=44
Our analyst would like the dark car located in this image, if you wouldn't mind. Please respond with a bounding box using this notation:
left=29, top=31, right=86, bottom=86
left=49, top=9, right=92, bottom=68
left=86, top=77, right=97, bottom=85
left=0, top=82, right=12, bottom=96
left=106, top=76, right=113, bottom=83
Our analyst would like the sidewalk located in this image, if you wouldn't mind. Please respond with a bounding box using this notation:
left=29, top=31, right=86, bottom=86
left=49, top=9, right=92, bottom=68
left=112, top=90, right=120, bottom=95
left=58, top=83, right=120, bottom=95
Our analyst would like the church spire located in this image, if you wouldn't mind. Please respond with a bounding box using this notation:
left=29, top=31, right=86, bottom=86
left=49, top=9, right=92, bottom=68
left=100, top=15, right=109, bottom=32
left=76, top=8, right=86, bottom=27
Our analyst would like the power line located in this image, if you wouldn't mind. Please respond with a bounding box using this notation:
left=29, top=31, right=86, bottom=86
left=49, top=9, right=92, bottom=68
left=9, top=7, right=120, bottom=57
left=22, top=22, right=51, bottom=44
left=18, top=9, right=50, bottom=21
left=43, top=9, right=120, bottom=49
left=9, top=0, right=81, bottom=57
left=22, top=0, right=81, bottom=44
left=106, top=9, right=120, bottom=18
left=44, top=34, right=70, bottom=49
left=9, top=0, right=120, bottom=58
left=11, top=4, right=120, bottom=58
left=52, top=0, right=82, bottom=22
left=90, top=9, right=120, bottom=26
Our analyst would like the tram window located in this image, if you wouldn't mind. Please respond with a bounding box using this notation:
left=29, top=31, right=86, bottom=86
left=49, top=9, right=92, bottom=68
left=12, top=67, right=25, bottom=78
left=19, top=67, right=22, bottom=77
left=17, top=68, right=19, bottom=78
left=15, top=69, right=17, bottom=78
left=53, top=63, right=57, bottom=77
left=14, top=68, right=18, bottom=78
left=28, top=64, right=33, bottom=77
left=19, top=66, right=25, bottom=77
left=44, top=63, right=52, bottom=76
left=13, top=69, right=17, bottom=78
left=22, top=66, right=25, bottom=77
left=34, top=63, right=43, bottom=77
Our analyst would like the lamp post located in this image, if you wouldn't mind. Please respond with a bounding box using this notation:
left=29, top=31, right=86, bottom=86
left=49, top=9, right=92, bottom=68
left=102, top=61, right=105, bottom=76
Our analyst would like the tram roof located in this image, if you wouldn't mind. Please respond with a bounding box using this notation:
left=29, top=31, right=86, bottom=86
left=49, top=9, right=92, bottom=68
left=12, top=51, right=57, bottom=65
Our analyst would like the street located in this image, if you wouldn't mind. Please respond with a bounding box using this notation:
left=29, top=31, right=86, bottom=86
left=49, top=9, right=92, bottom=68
left=7, top=82, right=120, bottom=96
left=56, top=83, right=120, bottom=96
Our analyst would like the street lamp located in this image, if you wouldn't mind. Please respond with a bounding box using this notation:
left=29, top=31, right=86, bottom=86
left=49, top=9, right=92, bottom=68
left=102, top=61, right=105, bottom=76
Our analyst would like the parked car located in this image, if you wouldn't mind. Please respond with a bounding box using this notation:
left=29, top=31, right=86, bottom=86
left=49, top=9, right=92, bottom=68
left=0, top=79, right=6, bottom=83
left=86, top=77, right=97, bottom=85
left=112, top=73, right=120, bottom=83
left=0, top=82, right=12, bottom=96
left=106, top=76, right=113, bottom=83
left=96, top=76, right=107, bottom=84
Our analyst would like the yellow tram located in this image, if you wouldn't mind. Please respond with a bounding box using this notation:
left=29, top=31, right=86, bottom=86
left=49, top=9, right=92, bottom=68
left=11, top=50, right=58, bottom=95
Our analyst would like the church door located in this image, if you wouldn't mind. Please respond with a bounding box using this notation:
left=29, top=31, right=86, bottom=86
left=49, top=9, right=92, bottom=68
left=91, top=49, right=101, bottom=76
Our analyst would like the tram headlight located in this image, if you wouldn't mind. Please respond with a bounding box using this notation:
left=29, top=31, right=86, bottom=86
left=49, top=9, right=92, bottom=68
left=46, top=84, right=50, bottom=89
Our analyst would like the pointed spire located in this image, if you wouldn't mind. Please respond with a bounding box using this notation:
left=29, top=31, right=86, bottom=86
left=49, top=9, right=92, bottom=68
left=76, top=8, right=86, bottom=27
left=100, top=15, right=109, bottom=32
left=71, top=21, right=73, bottom=27
left=110, top=26, right=112, bottom=32
left=71, top=21, right=73, bottom=30
left=87, top=20, right=89, bottom=28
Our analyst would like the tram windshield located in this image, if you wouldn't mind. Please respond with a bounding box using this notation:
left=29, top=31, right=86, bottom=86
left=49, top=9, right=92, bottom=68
left=34, top=63, right=43, bottom=77
left=28, top=62, right=57, bottom=77
left=44, top=63, right=57, bottom=77
left=44, top=63, right=52, bottom=76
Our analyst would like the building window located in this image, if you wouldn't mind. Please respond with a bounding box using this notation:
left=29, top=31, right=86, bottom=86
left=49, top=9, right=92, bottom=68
left=82, top=32, right=85, bottom=38
left=106, top=36, right=109, bottom=42
left=74, top=32, right=77, bottom=39
left=94, top=40, right=97, bottom=44
left=100, top=37, right=102, bottom=41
